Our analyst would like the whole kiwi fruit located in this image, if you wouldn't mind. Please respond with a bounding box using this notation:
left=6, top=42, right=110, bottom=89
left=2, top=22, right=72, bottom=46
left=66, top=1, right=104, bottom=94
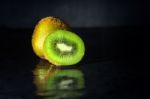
left=32, top=16, right=69, bottom=58
left=43, top=30, right=85, bottom=66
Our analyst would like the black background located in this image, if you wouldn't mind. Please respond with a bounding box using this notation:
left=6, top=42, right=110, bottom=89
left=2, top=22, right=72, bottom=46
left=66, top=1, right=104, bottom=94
left=0, top=0, right=150, bottom=99
left=0, top=0, right=150, bottom=28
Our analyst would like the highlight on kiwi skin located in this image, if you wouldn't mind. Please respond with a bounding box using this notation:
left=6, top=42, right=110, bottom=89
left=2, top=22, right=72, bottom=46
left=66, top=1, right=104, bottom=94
left=32, top=16, right=69, bottom=58
left=43, top=30, right=85, bottom=66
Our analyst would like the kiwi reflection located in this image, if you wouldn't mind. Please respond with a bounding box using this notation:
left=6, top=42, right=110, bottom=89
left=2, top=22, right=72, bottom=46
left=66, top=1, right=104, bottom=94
left=33, top=60, right=85, bottom=99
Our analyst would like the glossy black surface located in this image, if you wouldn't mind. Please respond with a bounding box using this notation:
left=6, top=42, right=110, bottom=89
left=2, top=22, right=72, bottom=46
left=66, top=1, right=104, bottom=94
left=0, top=27, right=149, bottom=99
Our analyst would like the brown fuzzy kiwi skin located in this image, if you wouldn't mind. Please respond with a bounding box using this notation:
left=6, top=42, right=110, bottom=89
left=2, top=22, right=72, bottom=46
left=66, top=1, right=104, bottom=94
left=32, top=16, right=70, bottom=58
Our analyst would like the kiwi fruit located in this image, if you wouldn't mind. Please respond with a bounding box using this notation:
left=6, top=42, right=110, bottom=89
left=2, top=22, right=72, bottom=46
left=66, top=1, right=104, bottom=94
left=32, top=16, right=69, bottom=58
left=43, top=30, right=85, bottom=66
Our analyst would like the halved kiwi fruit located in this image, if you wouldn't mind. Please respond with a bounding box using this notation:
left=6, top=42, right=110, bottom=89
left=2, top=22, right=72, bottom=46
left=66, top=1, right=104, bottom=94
left=32, top=16, right=69, bottom=58
left=43, top=30, right=85, bottom=66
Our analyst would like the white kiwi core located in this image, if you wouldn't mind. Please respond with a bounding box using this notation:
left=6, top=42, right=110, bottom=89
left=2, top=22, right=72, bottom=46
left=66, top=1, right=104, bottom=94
left=56, top=42, right=73, bottom=52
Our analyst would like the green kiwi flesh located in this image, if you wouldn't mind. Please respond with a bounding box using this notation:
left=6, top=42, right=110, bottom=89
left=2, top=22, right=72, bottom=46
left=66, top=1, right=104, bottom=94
left=43, top=30, right=85, bottom=66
